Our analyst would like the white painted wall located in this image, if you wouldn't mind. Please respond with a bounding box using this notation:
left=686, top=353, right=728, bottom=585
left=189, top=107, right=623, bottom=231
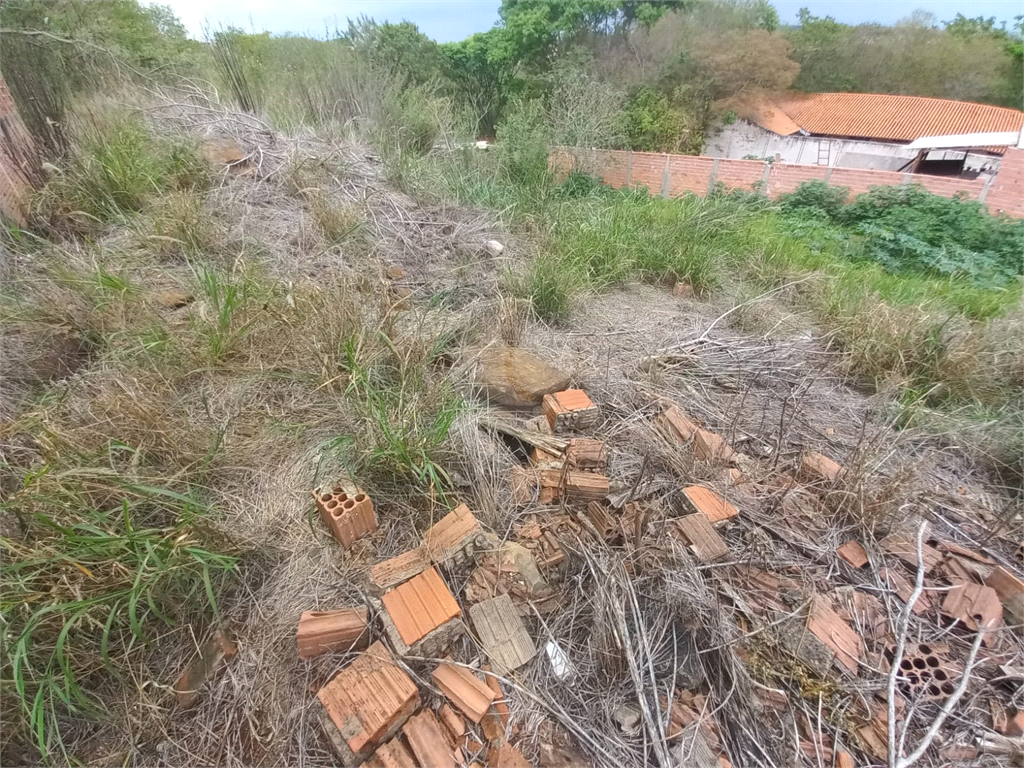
left=703, top=120, right=1001, bottom=174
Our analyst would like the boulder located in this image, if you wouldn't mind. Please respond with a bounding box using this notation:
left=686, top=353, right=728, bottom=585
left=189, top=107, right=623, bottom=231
left=476, top=347, right=570, bottom=408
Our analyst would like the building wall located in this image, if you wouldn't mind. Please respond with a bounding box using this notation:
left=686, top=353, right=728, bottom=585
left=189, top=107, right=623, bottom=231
left=704, top=121, right=1001, bottom=175
left=550, top=146, right=1023, bottom=219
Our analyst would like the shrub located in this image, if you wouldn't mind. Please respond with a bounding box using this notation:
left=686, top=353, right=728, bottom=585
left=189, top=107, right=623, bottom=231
left=780, top=182, right=1024, bottom=288
left=496, top=98, right=552, bottom=187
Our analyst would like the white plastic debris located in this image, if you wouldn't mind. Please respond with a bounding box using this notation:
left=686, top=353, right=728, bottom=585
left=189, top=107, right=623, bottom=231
left=545, top=640, right=572, bottom=680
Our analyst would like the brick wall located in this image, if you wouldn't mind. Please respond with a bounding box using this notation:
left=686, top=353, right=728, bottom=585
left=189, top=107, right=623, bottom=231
left=985, top=147, right=1024, bottom=218
left=551, top=146, right=1024, bottom=219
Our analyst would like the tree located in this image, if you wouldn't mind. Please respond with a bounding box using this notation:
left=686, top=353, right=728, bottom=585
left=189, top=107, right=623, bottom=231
left=340, top=18, right=442, bottom=86
left=440, top=29, right=521, bottom=136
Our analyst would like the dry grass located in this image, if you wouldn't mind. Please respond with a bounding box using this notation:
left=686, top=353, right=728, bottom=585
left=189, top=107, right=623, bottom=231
left=3, top=90, right=1021, bottom=768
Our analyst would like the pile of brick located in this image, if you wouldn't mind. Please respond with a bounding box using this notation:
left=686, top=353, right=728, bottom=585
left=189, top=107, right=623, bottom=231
left=274, top=387, right=1023, bottom=767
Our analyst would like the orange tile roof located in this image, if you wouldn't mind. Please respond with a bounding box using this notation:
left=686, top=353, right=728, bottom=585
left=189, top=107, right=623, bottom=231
left=748, top=92, right=1023, bottom=146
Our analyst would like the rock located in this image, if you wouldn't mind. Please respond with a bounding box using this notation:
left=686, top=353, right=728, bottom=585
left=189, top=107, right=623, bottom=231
left=476, top=347, right=571, bottom=408
left=484, top=240, right=505, bottom=256
left=613, top=703, right=642, bottom=735
left=200, top=138, right=250, bottom=174
left=173, top=628, right=236, bottom=707
left=157, top=290, right=195, bottom=309
left=672, top=281, right=694, bottom=298
left=385, top=266, right=405, bottom=280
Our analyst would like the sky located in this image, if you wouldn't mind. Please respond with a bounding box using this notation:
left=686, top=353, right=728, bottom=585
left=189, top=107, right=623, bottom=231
left=155, top=0, right=1024, bottom=42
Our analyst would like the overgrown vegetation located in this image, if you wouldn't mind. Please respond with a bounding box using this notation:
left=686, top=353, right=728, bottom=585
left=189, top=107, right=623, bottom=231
left=2, top=1, right=1023, bottom=765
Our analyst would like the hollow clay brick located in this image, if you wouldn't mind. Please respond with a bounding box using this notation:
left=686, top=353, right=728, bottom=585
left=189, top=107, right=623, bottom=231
left=369, top=547, right=431, bottom=595
left=586, top=501, right=619, bottom=541
left=682, top=485, right=738, bottom=523
left=672, top=514, right=729, bottom=561
left=296, top=607, right=369, bottom=659
left=432, top=662, right=496, bottom=724
left=313, top=488, right=377, bottom=548
left=379, top=567, right=462, bottom=656
left=542, top=389, right=598, bottom=433
left=424, top=503, right=482, bottom=564
left=565, top=438, right=607, bottom=469
left=469, top=594, right=537, bottom=674
left=563, top=471, right=609, bottom=501
left=317, top=641, right=418, bottom=763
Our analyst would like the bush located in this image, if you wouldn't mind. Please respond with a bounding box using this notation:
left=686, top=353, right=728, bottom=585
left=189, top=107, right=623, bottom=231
left=496, top=98, right=552, bottom=187
left=622, top=87, right=684, bottom=152
left=779, top=180, right=849, bottom=221
left=780, top=182, right=1024, bottom=288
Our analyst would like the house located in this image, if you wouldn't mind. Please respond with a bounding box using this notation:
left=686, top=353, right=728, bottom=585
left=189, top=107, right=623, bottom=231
left=706, top=92, right=1024, bottom=177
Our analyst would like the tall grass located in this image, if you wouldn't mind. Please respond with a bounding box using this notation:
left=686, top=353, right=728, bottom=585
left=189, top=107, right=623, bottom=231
left=1, top=463, right=236, bottom=763
left=35, top=112, right=210, bottom=236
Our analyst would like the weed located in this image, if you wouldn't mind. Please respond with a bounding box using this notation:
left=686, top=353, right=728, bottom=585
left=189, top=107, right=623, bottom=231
left=1, top=463, right=235, bottom=763
left=191, top=267, right=256, bottom=360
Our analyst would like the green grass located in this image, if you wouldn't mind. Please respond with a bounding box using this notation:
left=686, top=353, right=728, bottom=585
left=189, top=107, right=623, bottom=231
left=1, top=460, right=236, bottom=764
left=36, top=114, right=210, bottom=236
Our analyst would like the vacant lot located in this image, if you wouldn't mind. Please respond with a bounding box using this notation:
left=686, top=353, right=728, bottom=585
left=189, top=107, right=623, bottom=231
left=2, top=18, right=1022, bottom=768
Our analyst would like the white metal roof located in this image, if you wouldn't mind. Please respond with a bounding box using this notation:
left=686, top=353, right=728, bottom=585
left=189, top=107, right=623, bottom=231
left=906, top=129, right=1022, bottom=150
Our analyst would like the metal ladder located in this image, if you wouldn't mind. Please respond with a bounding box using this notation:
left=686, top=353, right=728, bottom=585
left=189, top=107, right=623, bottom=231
left=817, top=140, right=831, bottom=167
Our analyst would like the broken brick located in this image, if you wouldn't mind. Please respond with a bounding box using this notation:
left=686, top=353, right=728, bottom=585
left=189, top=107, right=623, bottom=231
left=565, top=437, right=607, bottom=469
left=296, top=607, right=369, bottom=659
left=672, top=514, right=729, bottom=561
left=482, top=667, right=510, bottom=727
left=369, top=547, right=431, bottom=595
left=807, top=596, right=862, bottom=675
left=173, top=628, right=237, bottom=708
left=542, top=389, right=598, bottom=433
left=835, top=751, right=854, bottom=768
left=424, top=503, right=482, bottom=565
left=432, top=662, right=496, bottom=724
left=880, top=568, right=931, bottom=615
left=799, top=452, right=844, bottom=483
left=683, top=485, right=738, bottom=523
left=563, top=471, right=609, bottom=501
left=380, top=567, right=463, bottom=656
left=658, top=403, right=699, bottom=443
left=438, top=703, right=466, bottom=742
left=1005, top=711, right=1024, bottom=737
left=984, top=566, right=1024, bottom=626
left=692, top=429, right=733, bottom=463
left=837, top=540, right=869, bottom=569
left=487, top=742, right=531, bottom=767
left=385, top=266, right=405, bottom=280
left=318, top=641, right=419, bottom=763
left=469, top=594, right=537, bottom=674
left=941, top=582, right=1003, bottom=634
left=361, top=738, right=417, bottom=768
left=879, top=533, right=942, bottom=574
left=403, top=710, right=458, bottom=768
left=586, top=501, right=620, bottom=541
left=530, top=445, right=561, bottom=465
left=313, top=488, right=377, bottom=548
